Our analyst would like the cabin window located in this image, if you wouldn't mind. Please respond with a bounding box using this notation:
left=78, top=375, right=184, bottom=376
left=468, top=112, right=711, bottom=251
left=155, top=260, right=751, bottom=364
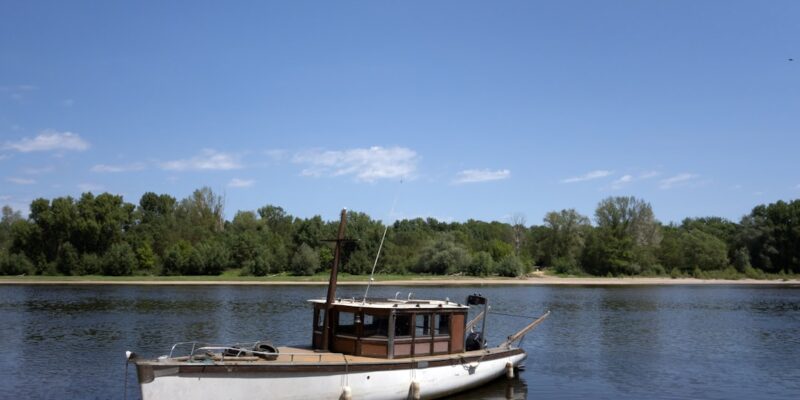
left=315, top=308, right=325, bottom=329
left=435, top=314, right=450, bottom=336
left=363, top=313, right=389, bottom=337
left=336, top=311, right=356, bottom=335
left=415, top=314, right=431, bottom=337
left=395, top=314, right=412, bottom=337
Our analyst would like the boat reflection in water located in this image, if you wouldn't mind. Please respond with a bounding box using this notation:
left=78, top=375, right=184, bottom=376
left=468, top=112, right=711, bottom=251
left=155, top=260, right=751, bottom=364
left=446, top=376, right=528, bottom=400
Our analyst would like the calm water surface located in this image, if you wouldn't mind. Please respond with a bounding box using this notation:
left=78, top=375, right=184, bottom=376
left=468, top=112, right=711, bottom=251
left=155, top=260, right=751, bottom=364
left=1, top=284, right=799, bottom=400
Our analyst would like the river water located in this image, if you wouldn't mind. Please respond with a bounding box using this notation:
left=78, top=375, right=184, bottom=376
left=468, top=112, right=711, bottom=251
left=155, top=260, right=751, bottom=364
left=0, top=284, right=799, bottom=400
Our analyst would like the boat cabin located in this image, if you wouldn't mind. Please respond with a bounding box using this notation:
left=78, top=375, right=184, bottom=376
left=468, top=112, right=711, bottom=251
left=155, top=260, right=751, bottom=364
left=309, top=298, right=469, bottom=359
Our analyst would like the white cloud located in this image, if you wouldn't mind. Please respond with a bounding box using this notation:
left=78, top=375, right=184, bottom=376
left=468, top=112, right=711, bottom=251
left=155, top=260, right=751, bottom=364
left=228, top=178, right=255, bottom=188
left=561, top=170, right=612, bottom=183
left=5, top=130, right=89, bottom=152
left=78, top=183, right=104, bottom=192
left=23, top=166, right=54, bottom=175
left=161, top=149, right=242, bottom=171
left=293, top=146, right=417, bottom=182
left=91, top=163, right=146, bottom=173
left=0, top=195, right=10, bottom=201
left=608, top=171, right=659, bottom=190
left=453, top=169, right=511, bottom=184
left=1, top=85, right=36, bottom=102
left=659, top=173, right=698, bottom=189
left=610, top=174, right=633, bottom=189
left=264, top=149, right=287, bottom=161
left=639, top=171, right=659, bottom=179
left=7, top=177, right=36, bottom=185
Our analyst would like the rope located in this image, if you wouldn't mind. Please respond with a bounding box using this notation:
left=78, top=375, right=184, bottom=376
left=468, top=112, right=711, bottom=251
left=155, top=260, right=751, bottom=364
left=123, top=359, right=129, bottom=400
left=489, top=311, right=543, bottom=319
left=363, top=179, right=402, bottom=302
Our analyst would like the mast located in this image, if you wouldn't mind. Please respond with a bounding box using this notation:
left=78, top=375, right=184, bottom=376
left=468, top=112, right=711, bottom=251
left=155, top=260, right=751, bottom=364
left=320, top=208, right=348, bottom=351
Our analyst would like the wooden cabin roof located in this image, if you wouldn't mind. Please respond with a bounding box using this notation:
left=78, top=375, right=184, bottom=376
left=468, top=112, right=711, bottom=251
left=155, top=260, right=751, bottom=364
left=308, top=297, right=469, bottom=310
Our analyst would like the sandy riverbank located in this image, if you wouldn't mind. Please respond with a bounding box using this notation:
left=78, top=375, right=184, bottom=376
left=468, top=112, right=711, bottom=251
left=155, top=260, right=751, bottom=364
left=1, top=276, right=797, bottom=286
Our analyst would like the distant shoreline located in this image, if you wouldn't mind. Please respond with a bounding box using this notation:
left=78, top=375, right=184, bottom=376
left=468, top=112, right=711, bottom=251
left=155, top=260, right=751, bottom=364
left=1, top=276, right=797, bottom=286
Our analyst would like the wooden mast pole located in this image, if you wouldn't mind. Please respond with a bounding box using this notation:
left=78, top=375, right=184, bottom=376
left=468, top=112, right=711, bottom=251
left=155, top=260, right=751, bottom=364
left=320, top=208, right=348, bottom=351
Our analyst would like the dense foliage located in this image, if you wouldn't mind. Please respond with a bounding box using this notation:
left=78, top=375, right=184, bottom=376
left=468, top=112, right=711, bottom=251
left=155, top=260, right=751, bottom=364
left=1, top=190, right=798, bottom=277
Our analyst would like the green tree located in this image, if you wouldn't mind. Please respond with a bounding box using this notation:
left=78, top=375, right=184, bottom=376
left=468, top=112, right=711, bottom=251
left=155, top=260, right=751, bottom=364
left=195, top=240, right=231, bottom=275
left=413, top=234, right=470, bottom=275
left=162, top=241, right=198, bottom=275
left=541, top=209, right=590, bottom=273
left=0, top=252, right=34, bottom=275
left=495, top=255, right=524, bottom=277
left=102, top=242, right=137, bottom=276
left=739, top=200, right=800, bottom=273
left=0, top=206, right=23, bottom=250
left=584, top=196, right=661, bottom=276
left=291, top=243, right=319, bottom=276
left=467, top=251, right=494, bottom=276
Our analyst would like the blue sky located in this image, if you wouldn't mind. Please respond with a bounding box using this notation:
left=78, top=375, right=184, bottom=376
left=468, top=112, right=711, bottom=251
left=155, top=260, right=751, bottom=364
left=1, top=1, right=798, bottom=225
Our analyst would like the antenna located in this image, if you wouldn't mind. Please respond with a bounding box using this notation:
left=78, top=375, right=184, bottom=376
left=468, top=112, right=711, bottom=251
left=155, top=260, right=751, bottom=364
left=362, top=179, right=402, bottom=303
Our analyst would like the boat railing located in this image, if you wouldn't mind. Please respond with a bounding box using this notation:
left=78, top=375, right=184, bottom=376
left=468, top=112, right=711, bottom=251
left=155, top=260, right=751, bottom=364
left=167, top=341, right=264, bottom=358
left=169, top=341, right=203, bottom=358
left=190, top=346, right=342, bottom=364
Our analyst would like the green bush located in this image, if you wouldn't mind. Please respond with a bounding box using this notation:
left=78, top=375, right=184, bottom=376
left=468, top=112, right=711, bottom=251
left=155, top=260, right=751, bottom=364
left=79, top=253, right=102, bottom=275
left=414, top=236, right=470, bottom=275
left=195, top=240, right=230, bottom=275
left=466, top=251, right=493, bottom=276
left=342, top=250, right=372, bottom=275
left=56, top=242, right=80, bottom=275
left=552, top=257, right=581, bottom=275
left=102, top=242, right=137, bottom=276
left=0, top=252, right=34, bottom=275
left=134, top=242, right=157, bottom=274
left=744, top=265, right=765, bottom=279
left=290, top=243, right=319, bottom=276
left=161, top=241, right=195, bottom=275
left=496, top=255, right=524, bottom=277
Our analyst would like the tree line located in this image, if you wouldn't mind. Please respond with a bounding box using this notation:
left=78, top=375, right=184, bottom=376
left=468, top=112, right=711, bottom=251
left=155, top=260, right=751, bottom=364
left=0, top=187, right=798, bottom=278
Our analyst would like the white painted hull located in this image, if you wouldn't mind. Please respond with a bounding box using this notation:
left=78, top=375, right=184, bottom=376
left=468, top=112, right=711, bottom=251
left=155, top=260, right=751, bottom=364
left=139, top=352, right=525, bottom=400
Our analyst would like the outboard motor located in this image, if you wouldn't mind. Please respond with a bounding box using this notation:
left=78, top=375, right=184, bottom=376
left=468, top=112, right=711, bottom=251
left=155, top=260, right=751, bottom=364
left=465, top=331, right=485, bottom=351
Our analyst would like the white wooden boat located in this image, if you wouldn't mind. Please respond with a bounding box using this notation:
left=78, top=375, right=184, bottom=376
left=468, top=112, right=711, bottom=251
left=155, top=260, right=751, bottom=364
left=129, top=210, right=549, bottom=400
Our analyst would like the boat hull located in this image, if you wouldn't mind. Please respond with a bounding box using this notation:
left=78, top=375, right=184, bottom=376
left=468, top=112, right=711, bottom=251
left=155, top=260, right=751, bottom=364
left=137, top=348, right=525, bottom=400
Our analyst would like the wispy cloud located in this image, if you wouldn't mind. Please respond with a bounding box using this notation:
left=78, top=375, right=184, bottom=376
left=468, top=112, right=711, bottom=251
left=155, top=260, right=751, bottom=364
left=610, top=174, right=633, bottom=189
left=659, top=173, right=698, bottom=189
left=91, top=163, right=146, bottom=173
left=453, top=169, right=511, bottom=184
left=4, top=130, right=89, bottom=152
left=264, top=149, right=287, bottom=161
left=1, top=85, right=36, bottom=101
left=78, top=183, right=104, bottom=192
left=561, top=170, right=612, bottom=183
left=228, top=178, right=255, bottom=188
left=161, top=149, right=242, bottom=171
left=7, top=177, right=36, bottom=185
left=608, top=171, right=659, bottom=190
left=293, top=146, right=417, bottom=182
left=22, top=166, right=54, bottom=175
left=62, top=99, right=75, bottom=107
